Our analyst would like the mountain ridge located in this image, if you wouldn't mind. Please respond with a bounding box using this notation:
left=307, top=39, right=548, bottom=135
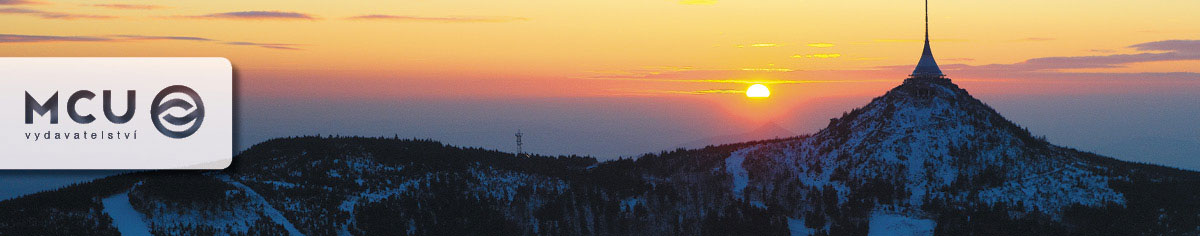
left=677, top=121, right=796, bottom=149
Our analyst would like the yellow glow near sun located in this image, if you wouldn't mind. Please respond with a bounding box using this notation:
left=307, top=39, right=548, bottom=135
left=746, top=84, right=770, bottom=97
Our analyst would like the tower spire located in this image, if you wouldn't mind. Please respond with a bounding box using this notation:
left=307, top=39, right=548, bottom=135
left=912, top=0, right=944, bottom=78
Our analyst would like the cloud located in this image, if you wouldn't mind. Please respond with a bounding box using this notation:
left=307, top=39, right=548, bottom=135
left=655, top=89, right=743, bottom=95
left=590, top=77, right=886, bottom=85
left=0, top=0, right=43, bottom=5
left=851, top=39, right=1200, bottom=83
left=224, top=41, right=301, bottom=50
left=604, top=88, right=743, bottom=96
left=0, top=34, right=216, bottom=43
left=1016, top=37, right=1055, bottom=42
left=794, top=53, right=841, bottom=59
left=346, top=15, right=527, bottom=23
left=872, top=39, right=969, bottom=43
left=688, top=89, right=742, bottom=94
left=973, top=39, right=1200, bottom=71
left=0, top=34, right=108, bottom=43
left=807, top=43, right=835, bottom=48
left=584, top=39, right=1200, bottom=96
left=0, top=33, right=300, bottom=50
left=181, top=11, right=317, bottom=20
left=90, top=4, right=167, bottom=10
left=0, top=7, right=114, bottom=19
left=735, top=43, right=777, bottom=48
left=112, top=35, right=212, bottom=41
left=0, top=7, right=34, bottom=13
left=740, top=68, right=794, bottom=72
left=679, top=0, right=717, bottom=5
left=1130, top=40, right=1200, bottom=52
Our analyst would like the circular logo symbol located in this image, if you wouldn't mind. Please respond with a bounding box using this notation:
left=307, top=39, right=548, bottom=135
left=151, top=85, right=205, bottom=139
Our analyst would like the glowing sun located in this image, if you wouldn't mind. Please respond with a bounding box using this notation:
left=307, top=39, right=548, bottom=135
left=746, top=84, right=770, bottom=98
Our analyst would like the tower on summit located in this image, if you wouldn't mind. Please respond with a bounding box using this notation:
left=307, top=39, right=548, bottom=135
left=909, top=0, right=947, bottom=81
left=515, top=129, right=524, bottom=155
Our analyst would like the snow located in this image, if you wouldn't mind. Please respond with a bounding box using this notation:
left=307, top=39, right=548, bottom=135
left=468, top=166, right=569, bottom=202
left=251, top=179, right=299, bottom=189
left=725, top=81, right=1127, bottom=216
left=217, top=175, right=305, bottom=236
left=787, top=217, right=816, bottom=236
left=867, top=212, right=935, bottom=236
left=975, top=164, right=1124, bottom=212
left=101, top=191, right=152, bottom=236
left=620, top=197, right=643, bottom=211
left=339, top=174, right=432, bottom=213
left=725, top=149, right=750, bottom=199
left=137, top=198, right=258, bottom=233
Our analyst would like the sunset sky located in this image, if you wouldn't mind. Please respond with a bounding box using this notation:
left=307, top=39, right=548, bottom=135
left=3, top=0, right=1199, bottom=168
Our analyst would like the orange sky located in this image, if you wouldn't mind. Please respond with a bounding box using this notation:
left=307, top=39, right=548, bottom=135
left=2, top=0, right=1199, bottom=111
left=4, top=0, right=1199, bottom=168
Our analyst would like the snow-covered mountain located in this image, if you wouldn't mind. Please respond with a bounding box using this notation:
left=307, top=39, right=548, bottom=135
left=735, top=78, right=1125, bottom=213
left=2, top=79, right=1199, bottom=235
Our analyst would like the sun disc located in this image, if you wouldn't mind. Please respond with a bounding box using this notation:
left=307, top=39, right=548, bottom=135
left=746, top=84, right=770, bottom=97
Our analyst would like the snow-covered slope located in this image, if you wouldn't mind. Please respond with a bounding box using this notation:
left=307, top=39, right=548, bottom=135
left=866, top=212, right=934, bottom=236
left=728, top=78, right=1124, bottom=221
left=100, top=191, right=152, bottom=235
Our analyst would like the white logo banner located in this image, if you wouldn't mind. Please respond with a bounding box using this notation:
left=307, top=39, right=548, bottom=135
left=0, top=58, right=233, bottom=169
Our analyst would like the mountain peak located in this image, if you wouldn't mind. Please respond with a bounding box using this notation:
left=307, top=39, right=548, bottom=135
left=731, top=79, right=1128, bottom=215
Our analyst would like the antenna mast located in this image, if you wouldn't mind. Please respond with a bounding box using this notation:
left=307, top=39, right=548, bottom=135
left=515, top=129, right=524, bottom=155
